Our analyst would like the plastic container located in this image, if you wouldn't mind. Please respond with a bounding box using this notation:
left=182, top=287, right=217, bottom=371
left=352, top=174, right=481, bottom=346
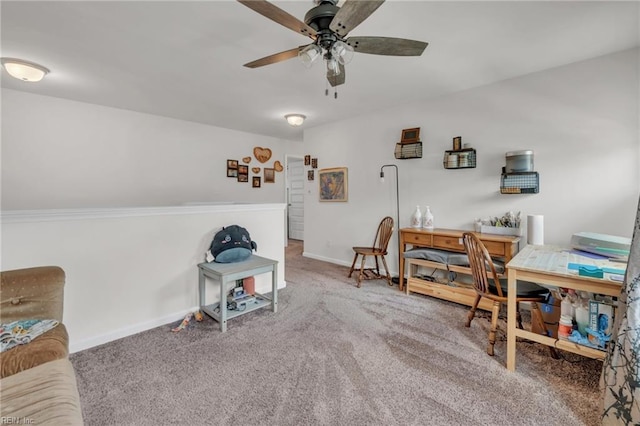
left=505, top=150, right=534, bottom=173
left=558, top=315, right=573, bottom=340
left=411, top=206, right=422, bottom=228
left=575, top=305, right=589, bottom=337
left=423, top=206, right=434, bottom=230
left=561, top=298, right=573, bottom=319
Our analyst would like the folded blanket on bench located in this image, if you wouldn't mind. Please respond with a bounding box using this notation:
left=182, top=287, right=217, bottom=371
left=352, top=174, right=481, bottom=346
left=404, top=247, right=505, bottom=274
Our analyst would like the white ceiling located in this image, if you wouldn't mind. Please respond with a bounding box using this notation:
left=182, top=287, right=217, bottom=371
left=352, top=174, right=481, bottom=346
left=1, top=1, right=638, bottom=141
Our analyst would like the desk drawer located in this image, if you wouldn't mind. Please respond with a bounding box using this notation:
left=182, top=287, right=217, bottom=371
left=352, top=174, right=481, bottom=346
left=405, top=232, right=432, bottom=247
left=433, top=235, right=464, bottom=252
left=482, top=240, right=506, bottom=257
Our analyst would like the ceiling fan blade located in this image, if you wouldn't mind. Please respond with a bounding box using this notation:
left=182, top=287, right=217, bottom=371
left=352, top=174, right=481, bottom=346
left=327, top=64, right=345, bottom=87
left=237, top=0, right=317, bottom=39
left=345, top=36, right=428, bottom=56
left=244, top=46, right=307, bottom=68
left=330, top=0, right=385, bottom=37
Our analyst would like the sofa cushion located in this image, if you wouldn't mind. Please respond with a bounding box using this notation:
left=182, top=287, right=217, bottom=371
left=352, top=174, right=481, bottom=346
left=0, top=266, right=65, bottom=323
left=0, top=324, right=69, bottom=378
left=0, top=358, right=83, bottom=425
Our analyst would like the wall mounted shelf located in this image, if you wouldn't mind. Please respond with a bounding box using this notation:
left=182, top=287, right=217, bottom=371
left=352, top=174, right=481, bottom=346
left=395, top=142, right=422, bottom=160
left=443, top=148, right=476, bottom=169
left=500, top=171, right=539, bottom=194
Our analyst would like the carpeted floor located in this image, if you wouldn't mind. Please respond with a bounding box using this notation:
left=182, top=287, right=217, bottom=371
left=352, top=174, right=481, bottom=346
left=71, top=239, right=603, bottom=425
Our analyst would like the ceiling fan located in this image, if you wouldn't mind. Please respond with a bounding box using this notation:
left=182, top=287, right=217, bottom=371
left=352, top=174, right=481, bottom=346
left=237, top=0, right=428, bottom=93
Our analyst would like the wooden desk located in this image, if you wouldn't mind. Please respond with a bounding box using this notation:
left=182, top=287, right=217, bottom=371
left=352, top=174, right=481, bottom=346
left=399, top=228, right=520, bottom=291
left=506, top=245, right=623, bottom=371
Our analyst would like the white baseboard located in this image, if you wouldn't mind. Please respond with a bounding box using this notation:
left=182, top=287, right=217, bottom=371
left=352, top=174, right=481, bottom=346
left=69, top=280, right=289, bottom=353
left=302, top=252, right=398, bottom=276
left=69, top=307, right=198, bottom=354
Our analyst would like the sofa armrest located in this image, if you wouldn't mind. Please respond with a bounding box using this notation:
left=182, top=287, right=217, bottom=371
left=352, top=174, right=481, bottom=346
left=0, top=266, right=65, bottom=324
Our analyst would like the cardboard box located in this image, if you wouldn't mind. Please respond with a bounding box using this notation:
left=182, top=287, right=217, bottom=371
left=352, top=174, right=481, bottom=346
left=531, top=297, right=561, bottom=338
left=589, top=300, right=614, bottom=343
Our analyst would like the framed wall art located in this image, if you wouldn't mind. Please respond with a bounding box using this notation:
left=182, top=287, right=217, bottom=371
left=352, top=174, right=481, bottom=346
left=227, top=159, right=238, bottom=169
left=227, top=168, right=238, bottom=178
left=319, top=167, right=348, bottom=202
left=307, top=170, right=314, bottom=181
left=400, top=127, right=420, bottom=144
left=311, top=158, right=318, bottom=169
left=453, top=136, right=462, bottom=151
left=304, top=155, right=311, bottom=166
left=252, top=176, right=261, bottom=188
left=264, top=168, right=275, bottom=183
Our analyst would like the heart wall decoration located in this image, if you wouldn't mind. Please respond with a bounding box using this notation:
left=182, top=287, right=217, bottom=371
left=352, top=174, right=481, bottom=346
left=253, top=147, right=272, bottom=164
left=273, top=161, right=283, bottom=172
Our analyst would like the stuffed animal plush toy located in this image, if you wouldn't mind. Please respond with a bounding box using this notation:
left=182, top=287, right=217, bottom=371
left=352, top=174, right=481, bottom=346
left=210, top=225, right=257, bottom=263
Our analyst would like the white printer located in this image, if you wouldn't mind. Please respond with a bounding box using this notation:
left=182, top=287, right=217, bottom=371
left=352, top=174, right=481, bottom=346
left=570, top=231, right=631, bottom=260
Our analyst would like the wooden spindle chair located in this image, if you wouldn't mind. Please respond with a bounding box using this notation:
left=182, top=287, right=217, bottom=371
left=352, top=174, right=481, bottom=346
left=348, top=216, right=394, bottom=288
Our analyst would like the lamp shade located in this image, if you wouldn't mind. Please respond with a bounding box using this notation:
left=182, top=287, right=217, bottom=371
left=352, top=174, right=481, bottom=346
left=285, top=114, right=306, bottom=126
left=331, top=41, right=354, bottom=65
left=298, top=44, right=322, bottom=68
left=1, top=58, right=49, bottom=82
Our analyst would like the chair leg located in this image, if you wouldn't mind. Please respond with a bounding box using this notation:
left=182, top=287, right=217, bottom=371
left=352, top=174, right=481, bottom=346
left=357, top=255, right=367, bottom=288
left=465, top=294, right=481, bottom=328
left=373, top=256, right=381, bottom=276
left=516, top=302, right=524, bottom=329
left=531, top=302, right=560, bottom=359
left=487, top=301, right=501, bottom=356
left=380, top=255, right=392, bottom=286
left=348, top=253, right=358, bottom=278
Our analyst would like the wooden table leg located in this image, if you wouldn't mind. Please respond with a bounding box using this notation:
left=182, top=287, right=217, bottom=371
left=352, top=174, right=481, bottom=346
left=507, top=268, right=517, bottom=371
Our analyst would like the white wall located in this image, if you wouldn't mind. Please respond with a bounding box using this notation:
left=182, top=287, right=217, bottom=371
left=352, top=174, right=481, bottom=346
left=1, top=204, right=286, bottom=352
left=1, top=89, right=303, bottom=209
left=303, top=49, right=640, bottom=273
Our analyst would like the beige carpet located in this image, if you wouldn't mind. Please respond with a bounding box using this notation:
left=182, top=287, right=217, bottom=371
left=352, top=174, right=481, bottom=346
left=71, top=239, right=603, bottom=425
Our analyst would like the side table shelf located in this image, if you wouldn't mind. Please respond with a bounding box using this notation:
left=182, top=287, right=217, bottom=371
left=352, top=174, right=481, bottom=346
left=201, top=293, right=273, bottom=323
left=198, top=255, right=278, bottom=332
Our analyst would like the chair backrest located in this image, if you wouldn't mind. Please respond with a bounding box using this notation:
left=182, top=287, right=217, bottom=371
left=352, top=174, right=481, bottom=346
left=373, top=216, right=395, bottom=253
left=462, top=232, right=504, bottom=297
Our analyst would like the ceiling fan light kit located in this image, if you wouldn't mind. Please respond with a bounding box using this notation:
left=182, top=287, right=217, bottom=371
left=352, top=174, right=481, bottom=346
left=299, top=44, right=322, bottom=68
left=237, top=0, right=428, bottom=95
left=1, top=58, right=49, bottom=82
left=285, top=114, right=306, bottom=126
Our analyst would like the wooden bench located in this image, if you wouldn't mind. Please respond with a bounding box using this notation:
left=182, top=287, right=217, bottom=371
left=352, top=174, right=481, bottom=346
left=404, top=248, right=502, bottom=311
left=399, top=228, right=520, bottom=311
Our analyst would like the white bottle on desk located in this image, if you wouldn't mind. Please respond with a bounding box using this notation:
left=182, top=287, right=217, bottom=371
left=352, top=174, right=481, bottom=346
left=411, top=206, right=422, bottom=228
left=423, top=206, right=434, bottom=230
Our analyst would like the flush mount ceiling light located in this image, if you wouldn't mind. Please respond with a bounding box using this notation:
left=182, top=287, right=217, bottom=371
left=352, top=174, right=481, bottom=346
left=285, top=114, right=306, bottom=127
left=1, top=58, right=50, bottom=82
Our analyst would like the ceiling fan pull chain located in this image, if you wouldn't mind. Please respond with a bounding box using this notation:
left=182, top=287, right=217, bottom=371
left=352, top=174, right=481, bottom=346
left=334, top=87, right=338, bottom=99
left=325, top=79, right=329, bottom=97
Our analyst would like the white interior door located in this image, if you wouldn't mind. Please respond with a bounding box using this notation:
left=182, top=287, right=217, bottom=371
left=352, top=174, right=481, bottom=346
left=287, top=157, right=304, bottom=240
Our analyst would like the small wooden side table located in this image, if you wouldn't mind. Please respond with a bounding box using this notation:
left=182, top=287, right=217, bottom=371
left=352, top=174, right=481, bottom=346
left=198, top=255, right=278, bottom=332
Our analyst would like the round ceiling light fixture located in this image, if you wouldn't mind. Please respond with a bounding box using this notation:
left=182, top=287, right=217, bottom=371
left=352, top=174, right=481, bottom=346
left=285, top=114, right=306, bottom=127
left=1, top=58, right=50, bottom=82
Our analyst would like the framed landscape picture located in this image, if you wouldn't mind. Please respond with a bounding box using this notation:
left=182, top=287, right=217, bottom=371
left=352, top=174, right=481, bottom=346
left=319, top=167, right=348, bottom=202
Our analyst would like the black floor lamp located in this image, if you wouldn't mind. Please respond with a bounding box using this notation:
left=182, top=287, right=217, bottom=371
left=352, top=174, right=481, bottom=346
left=380, top=164, right=400, bottom=285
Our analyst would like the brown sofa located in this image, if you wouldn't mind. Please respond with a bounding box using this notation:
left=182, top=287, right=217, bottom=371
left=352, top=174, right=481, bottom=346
left=0, top=266, right=84, bottom=425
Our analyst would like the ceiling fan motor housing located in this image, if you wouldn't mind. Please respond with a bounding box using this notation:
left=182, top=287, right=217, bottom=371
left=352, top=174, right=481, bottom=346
left=304, top=1, right=339, bottom=32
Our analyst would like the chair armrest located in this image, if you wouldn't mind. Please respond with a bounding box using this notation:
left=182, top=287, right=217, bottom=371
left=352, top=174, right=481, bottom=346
left=0, top=266, right=65, bottom=323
